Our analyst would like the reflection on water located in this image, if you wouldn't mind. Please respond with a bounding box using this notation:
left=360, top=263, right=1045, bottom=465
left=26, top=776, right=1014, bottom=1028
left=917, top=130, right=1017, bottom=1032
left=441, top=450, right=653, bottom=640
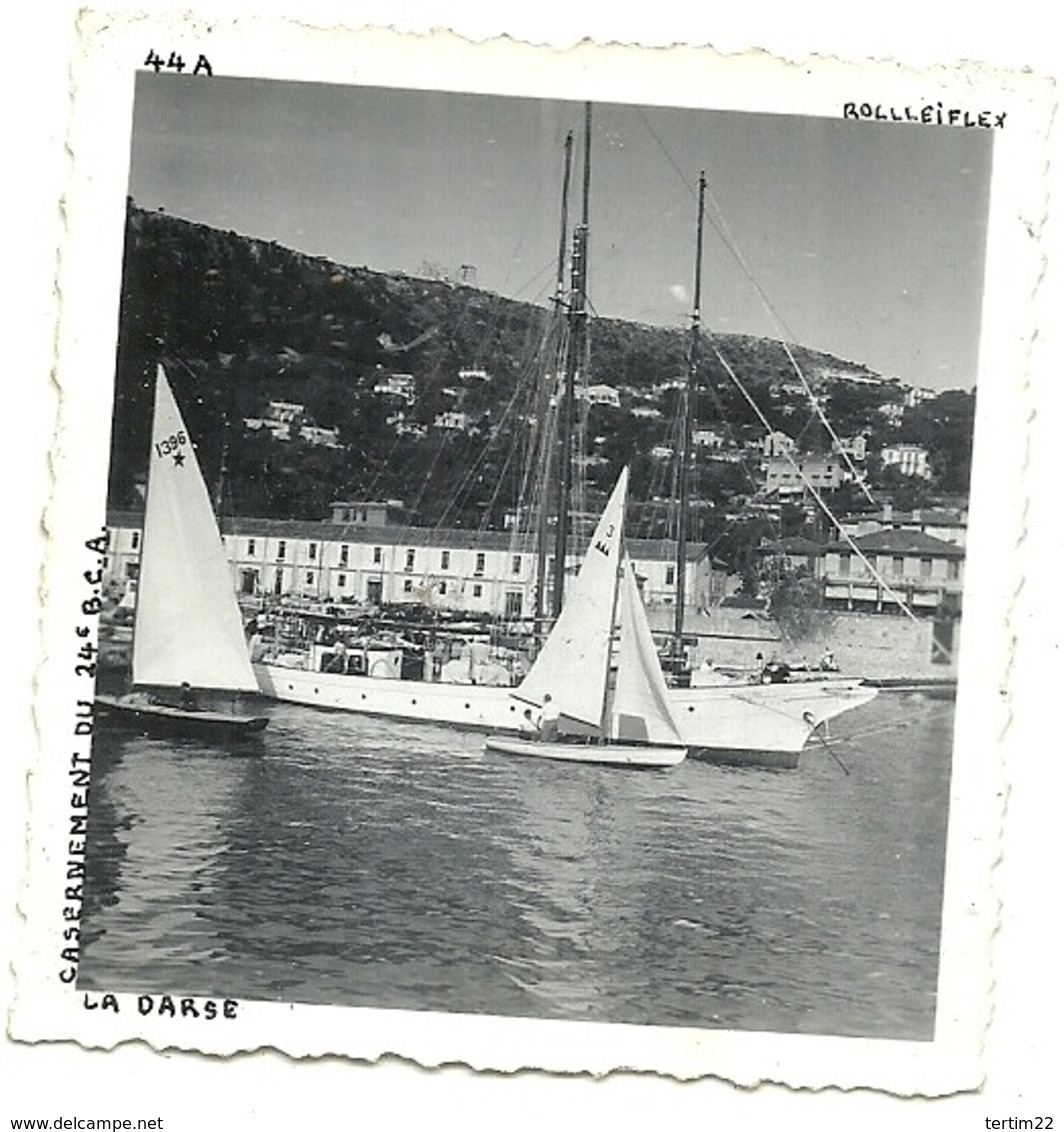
left=81, top=695, right=953, bottom=1038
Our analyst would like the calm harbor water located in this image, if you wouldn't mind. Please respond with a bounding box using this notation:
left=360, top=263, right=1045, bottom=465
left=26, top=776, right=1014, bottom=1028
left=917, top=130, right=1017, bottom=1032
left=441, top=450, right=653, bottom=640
left=80, top=693, right=953, bottom=1039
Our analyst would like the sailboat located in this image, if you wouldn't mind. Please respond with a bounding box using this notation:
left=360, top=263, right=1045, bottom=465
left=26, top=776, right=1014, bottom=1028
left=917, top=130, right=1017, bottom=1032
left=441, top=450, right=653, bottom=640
left=96, top=366, right=268, bottom=736
left=252, top=112, right=877, bottom=767
left=485, top=469, right=686, bottom=768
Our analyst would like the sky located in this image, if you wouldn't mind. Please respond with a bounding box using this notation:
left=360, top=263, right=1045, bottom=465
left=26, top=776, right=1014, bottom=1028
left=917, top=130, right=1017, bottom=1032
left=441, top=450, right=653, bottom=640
left=127, top=73, right=993, bottom=392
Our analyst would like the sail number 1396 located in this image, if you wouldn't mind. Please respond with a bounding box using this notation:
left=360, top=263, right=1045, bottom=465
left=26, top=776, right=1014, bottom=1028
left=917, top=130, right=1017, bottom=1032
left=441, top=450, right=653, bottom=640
left=155, top=432, right=187, bottom=458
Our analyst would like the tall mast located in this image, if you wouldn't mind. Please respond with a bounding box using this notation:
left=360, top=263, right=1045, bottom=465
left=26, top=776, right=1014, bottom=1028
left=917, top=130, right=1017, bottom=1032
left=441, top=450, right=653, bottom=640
left=535, top=131, right=574, bottom=640
left=674, top=171, right=706, bottom=667
left=552, top=102, right=592, bottom=617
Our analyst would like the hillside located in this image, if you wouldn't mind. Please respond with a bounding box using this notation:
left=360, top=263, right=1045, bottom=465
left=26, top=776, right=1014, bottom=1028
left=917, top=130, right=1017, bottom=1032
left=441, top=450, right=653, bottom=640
left=106, top=204, right=968, bottom=535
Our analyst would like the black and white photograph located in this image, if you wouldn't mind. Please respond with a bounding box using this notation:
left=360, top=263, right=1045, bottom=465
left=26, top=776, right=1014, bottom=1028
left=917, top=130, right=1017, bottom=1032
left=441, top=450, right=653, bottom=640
left=10, top=12, right=1051, bottom=1104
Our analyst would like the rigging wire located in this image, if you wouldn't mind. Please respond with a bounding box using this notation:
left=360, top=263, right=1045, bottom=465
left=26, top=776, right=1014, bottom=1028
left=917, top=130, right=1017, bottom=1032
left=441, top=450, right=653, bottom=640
left=712, top=342, right=951, bottom=661
left=636, top=106, right=875, bottom=505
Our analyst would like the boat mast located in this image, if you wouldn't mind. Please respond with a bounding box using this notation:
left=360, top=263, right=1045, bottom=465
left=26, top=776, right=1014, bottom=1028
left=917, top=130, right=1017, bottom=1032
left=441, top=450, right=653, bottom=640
left=552, top=102, right=592, bottom=618
left=674, top=171, right=706, bottom=669
left=535, top=130, right=574, bottom=641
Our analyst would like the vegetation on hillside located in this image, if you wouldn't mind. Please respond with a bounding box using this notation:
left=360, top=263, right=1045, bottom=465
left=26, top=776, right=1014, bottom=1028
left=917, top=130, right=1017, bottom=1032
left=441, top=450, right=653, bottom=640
left=107, top=204, right=976, bottom=571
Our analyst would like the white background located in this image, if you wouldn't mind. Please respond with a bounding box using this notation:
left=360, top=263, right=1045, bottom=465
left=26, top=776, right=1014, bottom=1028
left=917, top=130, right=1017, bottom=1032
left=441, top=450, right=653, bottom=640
left=5, top=4, right=1059, bottom=1127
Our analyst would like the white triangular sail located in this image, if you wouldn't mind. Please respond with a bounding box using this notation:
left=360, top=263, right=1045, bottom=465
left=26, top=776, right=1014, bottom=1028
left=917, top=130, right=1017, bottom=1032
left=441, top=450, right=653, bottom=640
left=611, top=556, right=684, bottom=746
left=515, top=467, right=628, bottom=730
left=132, top=366, right=258, bottom=692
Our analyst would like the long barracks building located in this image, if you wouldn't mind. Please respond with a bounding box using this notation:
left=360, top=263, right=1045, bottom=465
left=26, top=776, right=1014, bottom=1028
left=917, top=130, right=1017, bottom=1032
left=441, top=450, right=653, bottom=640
left=104, top=511, right=728, bottom=619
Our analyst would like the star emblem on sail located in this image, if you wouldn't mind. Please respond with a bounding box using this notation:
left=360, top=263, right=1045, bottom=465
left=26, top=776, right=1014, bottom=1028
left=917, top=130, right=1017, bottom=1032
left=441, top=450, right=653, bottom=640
left=132, top=366, right=259, bottom=693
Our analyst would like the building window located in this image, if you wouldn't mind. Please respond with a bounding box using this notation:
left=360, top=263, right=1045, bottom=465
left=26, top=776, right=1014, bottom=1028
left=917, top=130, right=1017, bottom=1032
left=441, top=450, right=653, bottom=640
left=439, top=581, right=447, bottom=595
left=511, top=555, right=521, bottom=575
left=277, top=540, right=287, bottom=561
left=305, top=571, right=314, bottom=586
left=505, top=591, right=523, bottom=617
left=338, top=574, right=346, bottom=589
left=403, top=579, right=413, bottom=593
left=125, top=562, right=139, bottom=580
left=131, top=531, right=140, bottom=551
left=373, top=546, right=382, bottom=565
left=339, top=544, right=349, bottom=567
left=472, top=583, right=483, bottom=598
left=309, top=543, right=317, bottom=561
left=475, top=552, right=486, bottom=576
left=405, top=549, right=415, bottom=571
left=441, top=550, right=450, bottom=570
left=892, top=555, right=905, bottom=576
left=920, top=557, right=932, bottom=578
left=246, top=538, right=256, bottom=556
left=948, top=559, right=960, bottom=580
left=665, top=565, right=676, bottom=587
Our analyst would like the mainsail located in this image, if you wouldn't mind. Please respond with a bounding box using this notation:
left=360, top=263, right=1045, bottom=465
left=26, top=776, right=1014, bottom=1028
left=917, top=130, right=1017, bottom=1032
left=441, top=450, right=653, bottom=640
left=515, top=466, right=628, bottom=729
left=132, top=367, right=258, bottom=692
left=611, top=557, right=684, bottom=746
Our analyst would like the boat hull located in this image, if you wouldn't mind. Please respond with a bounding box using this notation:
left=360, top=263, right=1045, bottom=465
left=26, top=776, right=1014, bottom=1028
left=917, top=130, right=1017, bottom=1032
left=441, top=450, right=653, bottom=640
left=485, top=736, right=686, bottom=768
left=254, top=662, right=876, bottom=761
left=95, top=693, right=269, bottom=738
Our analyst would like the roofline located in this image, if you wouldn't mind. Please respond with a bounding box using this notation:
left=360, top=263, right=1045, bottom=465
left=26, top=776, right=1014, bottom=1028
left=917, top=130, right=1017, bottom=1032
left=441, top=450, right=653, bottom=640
left=105, top=511, right=713, bottom=561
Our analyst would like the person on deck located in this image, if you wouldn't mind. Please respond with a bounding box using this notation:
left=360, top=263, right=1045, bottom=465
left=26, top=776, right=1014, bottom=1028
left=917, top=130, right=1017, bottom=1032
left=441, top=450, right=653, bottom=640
left=179, top=682, right=199, bottom=711
left=539, top=693, right=559, bottom=742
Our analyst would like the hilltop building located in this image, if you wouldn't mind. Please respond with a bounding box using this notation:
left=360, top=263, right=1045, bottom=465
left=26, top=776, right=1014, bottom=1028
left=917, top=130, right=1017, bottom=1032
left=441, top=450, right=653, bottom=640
left=243, top=401, right=340, bottom=448
left=763, top=454, right=844, bottom=495
left=373, top=373, right=416, bottom=401
left=880, top=443, right=932, bottom=479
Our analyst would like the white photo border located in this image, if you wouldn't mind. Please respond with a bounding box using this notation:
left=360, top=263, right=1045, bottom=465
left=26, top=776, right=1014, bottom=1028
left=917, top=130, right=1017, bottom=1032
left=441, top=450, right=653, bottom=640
left=14, top=12, right=1052, bottom=1094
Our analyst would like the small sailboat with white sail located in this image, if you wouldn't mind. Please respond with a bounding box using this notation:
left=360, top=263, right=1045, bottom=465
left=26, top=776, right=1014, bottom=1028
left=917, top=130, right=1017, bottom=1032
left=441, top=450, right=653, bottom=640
left=96, top=366, right=268, bottom=736
left=485, top=468, right=686, bottom=768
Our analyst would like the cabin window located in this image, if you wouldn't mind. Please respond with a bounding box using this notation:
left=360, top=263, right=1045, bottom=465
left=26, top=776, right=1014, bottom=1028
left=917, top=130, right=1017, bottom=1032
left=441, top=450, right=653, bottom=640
left=511, top=555, right=522, bottom=575
left=892, top=555, right=905, bottom=576
left=441, top=550, right=451, bottom=570
left=919, top=557, right=932, bottom=578
left=665, top=565, right=676, bottom=587
left=360, top=508, right=368, bottom=522
left=373, top=546, right=382, bottom=565
left=277, top=540, right=287, bottom=561
left=308, top=543, right=317, bottom=561
left=246, top=538, right=256, bottom=555
left=472, top=583, right=483, bottom=598
left=839, top=552, right=851, bottom=576
left=475, top=552, right=486, bottom=576
left=131, top=531, right=140, bottom=551
left=405, top=549, right=415, bottom=571
left=339, top=544, right=349, bottom=567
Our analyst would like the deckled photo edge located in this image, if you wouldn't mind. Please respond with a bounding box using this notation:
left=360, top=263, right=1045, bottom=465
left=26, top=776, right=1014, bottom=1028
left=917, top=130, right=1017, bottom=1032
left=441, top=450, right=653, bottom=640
left=15, top=12, right=1051, bottom=1095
